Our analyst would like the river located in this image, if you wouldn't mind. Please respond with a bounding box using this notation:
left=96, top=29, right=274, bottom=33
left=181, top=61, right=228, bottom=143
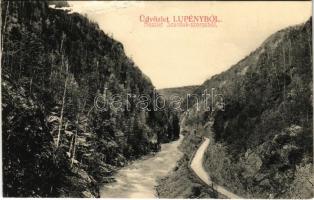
left=100, top=135, right=184, bottom=198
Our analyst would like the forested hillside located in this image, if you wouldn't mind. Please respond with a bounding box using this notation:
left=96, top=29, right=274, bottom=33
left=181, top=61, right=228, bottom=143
left=183, top=18, right=313, bottom=198
left=158, top=85, right=199, bottom=103
left=2, top=1, right=179, bottom=197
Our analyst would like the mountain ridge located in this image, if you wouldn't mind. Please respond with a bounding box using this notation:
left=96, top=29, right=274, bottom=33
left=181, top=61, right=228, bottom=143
left=159, top=17, right=312, bottom=198
left=183, top=17, right=313, bottom=198
left=2, top=1, right=179, bottom=197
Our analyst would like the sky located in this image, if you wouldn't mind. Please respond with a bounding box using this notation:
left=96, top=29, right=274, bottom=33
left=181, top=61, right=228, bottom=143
left=68, top=1, right=312, bottom=89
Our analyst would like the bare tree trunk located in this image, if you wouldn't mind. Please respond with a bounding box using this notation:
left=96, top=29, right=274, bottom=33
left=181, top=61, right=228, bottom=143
left=60, top=32, right=65, bottom=53
left=1, top=1, right=10, bottom=53
left=18, top=56, right=22, bottom=79
left=70, top=133, right=77, bottom=168
left=282, top=45, right=286, bottom=115
left=56, top=62, right=69, bottom=148
left=288, top=39, right=293, bottom=79
left=68, top=134, right=74, bottom=156
left=71, top=119, right=79, bottom=168
left=309, top=41, right=312, bottom=64
left=29, top=76, right=33, bottom=93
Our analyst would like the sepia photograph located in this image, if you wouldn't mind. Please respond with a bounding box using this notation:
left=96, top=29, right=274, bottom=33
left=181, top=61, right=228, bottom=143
left=1, top=0, right=313, bottom=198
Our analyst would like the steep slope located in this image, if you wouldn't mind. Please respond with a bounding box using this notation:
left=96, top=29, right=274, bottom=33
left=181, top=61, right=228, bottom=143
left=2, top=0, right=179, bottom=197
left=183, top=18, right=313, bottom=198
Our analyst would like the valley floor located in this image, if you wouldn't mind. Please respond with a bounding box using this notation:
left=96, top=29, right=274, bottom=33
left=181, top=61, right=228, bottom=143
left=100, top=136, right=184, bottom=198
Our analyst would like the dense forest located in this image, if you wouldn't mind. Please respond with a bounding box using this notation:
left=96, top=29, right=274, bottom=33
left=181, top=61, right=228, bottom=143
left=1, top=0, right=179, bottom=197
left=183, top=18, right=313, bottom=198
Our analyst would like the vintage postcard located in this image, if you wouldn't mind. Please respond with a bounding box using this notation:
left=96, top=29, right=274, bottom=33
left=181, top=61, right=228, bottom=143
left=1, top=0, right=313, bottom=198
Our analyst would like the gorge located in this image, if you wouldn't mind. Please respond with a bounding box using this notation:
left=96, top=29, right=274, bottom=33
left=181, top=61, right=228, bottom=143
left=1, top=0, right=312, bottom=199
